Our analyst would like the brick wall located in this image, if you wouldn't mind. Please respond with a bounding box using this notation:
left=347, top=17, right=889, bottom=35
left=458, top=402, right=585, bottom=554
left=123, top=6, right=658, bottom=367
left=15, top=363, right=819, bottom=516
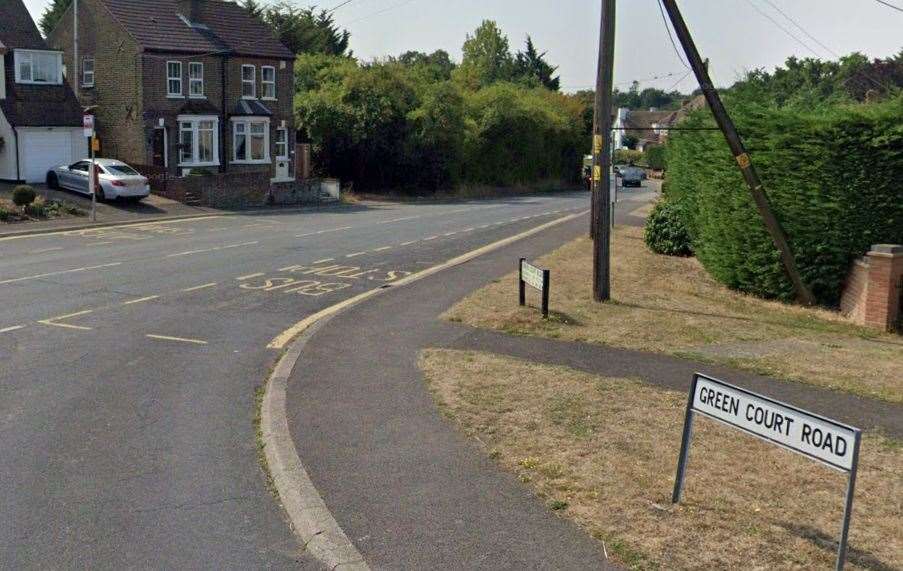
left=48, top=0, right=145, bottom=163
left=840, top=244, right=903, bottom=332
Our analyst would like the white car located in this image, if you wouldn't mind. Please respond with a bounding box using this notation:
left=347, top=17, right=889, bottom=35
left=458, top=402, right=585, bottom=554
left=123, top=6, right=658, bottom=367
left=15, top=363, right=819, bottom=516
left=47, top=159, right=151, bottom=201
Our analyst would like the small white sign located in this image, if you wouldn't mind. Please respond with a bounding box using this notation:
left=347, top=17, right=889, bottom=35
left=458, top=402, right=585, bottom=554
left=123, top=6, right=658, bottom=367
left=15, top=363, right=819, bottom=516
left=521, top=261, right=545, bottom=292
left=83, top=114, right=95, bottom=138
left=691, top=375, right=857, bottom=471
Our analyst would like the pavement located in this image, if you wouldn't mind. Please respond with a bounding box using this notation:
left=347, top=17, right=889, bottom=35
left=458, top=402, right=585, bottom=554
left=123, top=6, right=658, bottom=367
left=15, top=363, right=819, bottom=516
left=0, top=182, right=217, bottom=236
left=0, top=184, right=648, bottom=568
left=283, top=186, right=901, bottom=568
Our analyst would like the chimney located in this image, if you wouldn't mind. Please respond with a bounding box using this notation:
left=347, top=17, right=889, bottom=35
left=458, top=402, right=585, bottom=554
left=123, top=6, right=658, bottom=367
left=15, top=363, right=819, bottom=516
left=177, top=0, right=202, bottom=23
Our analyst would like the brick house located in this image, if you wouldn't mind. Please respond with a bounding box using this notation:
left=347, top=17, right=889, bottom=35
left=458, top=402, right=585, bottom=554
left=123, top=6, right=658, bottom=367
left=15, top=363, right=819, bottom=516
left=0, top=0, right=86, bottom=183
left=48, top=0, right=296, bottom=187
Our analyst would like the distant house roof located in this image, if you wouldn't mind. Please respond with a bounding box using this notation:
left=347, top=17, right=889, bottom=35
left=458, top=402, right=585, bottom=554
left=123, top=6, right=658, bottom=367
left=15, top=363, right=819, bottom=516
left=100, top=0, right=294, bottom=59
left=0, top=0, right=83, bottom=128
left=623, top=110, right=674, bottom=146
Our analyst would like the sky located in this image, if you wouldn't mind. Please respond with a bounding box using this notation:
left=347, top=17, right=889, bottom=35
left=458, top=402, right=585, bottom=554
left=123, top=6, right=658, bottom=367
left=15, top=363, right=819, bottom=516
left=24, top=0, right=903, bottom=93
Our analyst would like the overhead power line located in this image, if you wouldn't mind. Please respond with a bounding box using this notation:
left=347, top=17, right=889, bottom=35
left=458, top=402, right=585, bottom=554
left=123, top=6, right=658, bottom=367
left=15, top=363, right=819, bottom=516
left=656, top=0, right=691, bottom=70
left=873, top=0, right=903, bottom=13
left=325, top=0, right=358, bottom=13
left=342, top=0, right=417, bottom=25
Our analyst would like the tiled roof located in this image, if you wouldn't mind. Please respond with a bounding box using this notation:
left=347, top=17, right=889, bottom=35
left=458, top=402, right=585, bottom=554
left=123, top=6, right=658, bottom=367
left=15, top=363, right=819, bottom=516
left=101, top=0, right=294, bottom=59
left=0, top=0, right=84, bottom=128
left=0, top=0, right=46, bottom=51
left=1, top=54, right=84, bottom=127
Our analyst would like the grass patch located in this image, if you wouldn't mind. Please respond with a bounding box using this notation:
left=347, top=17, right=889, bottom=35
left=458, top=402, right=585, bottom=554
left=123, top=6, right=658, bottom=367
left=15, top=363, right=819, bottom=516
left=253, top=384, right=277, bottom=497
left=442, top=226, right=903, bottom=403
left=420, top=349, right=903, bottom=570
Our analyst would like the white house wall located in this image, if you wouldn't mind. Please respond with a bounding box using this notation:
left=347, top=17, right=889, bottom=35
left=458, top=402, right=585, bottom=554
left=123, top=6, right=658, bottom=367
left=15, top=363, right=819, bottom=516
left=0, top=111, right=15, bottom=181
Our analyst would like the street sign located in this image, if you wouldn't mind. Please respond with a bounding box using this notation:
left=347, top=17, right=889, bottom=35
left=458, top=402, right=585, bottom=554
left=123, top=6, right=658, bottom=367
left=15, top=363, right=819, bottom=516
left=518, top=258, right=550, bottom=318
left=83, top=114, right=94, bottom=138
left=673, top=373, right=862, bottom=570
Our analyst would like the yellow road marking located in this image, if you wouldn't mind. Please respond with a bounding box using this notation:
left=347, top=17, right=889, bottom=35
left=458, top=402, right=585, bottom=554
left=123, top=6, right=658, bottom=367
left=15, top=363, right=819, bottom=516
left=122, top=295, right=160, bottom=305
left=372, top=246, right=391, bottom=252
left=0, top=325, right=26, bottom=334
left=146, top=334, right=208, bottom=345
left=443, top=232, right=458, bottom=237
left=312, top=258, right=335, bottom=264
left=0, top=263, right=121, bottom=285
left=423, top=236, right=438, bottom=241
left=182, top=282, right=218, bottom=292
left=237, top=272, right=266, bottom=281
left=0, top=215, right=227, bottom=242
left=345, top=252, right=367, bottom=258
left=400, top=240, right=417, bottom=246
left=37, top=310, right=94, bottom=331
left=267, top=210, right=588, bottom=350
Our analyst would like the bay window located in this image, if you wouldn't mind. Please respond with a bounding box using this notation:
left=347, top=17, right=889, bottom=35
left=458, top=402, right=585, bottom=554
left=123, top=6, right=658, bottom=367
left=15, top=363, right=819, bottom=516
left=178, top=116, right=220, bottom=167
left=15, top=50, right=63, bottom=85
left=232, top=118, right=270, bottom=163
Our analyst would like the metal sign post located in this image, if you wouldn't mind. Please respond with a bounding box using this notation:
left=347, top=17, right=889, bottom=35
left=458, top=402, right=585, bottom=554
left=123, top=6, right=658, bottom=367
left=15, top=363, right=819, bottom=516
left=673, top=373, right=862, bottom=570
left=518, top=258, right=551, bottom=319
left=83, top=114, right=96, bottom=221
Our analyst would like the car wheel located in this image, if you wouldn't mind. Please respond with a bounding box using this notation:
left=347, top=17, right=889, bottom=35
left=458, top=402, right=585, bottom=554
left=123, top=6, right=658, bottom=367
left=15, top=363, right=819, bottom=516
left=46, top=172, right=59, bottom=190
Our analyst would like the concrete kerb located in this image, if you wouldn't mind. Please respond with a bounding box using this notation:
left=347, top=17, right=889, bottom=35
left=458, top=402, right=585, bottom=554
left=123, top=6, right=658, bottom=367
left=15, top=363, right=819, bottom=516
left=260, top=210, right=588, bottom=569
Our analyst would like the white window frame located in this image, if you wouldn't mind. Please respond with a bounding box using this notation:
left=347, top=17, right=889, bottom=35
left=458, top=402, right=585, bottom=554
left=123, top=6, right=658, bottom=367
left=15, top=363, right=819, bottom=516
left=231, top=117, right=271, bottom=164
left=177, top=115, right=220, bottom=167
left=188, top=62, right=204, bottom=98
left=275, top=127, right=288, bottom=160
left=261, top=66, right=276, bottom=100
left=241, top=65, right=256, bottom=99
left=14, top=50, right=63, bottom=85
left=167, top=61, right=183, bottom=97
left=82, top=56, right=95, bottom=88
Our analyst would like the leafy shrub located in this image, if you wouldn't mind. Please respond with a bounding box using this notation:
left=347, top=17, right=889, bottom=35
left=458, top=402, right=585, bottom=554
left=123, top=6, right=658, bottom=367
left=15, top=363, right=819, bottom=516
left=24, top=199, right=47, bottom=218
left=644, top=201, right=693, bottom=257
left=0, top=207, right=10, bottom=221
left=614, top=149, right=643, bottom=165
left=645, top=145, right=666, bottom=170
left=12, top=185, right=36, bottom=207
left=666, top=95, right=903, bottom=305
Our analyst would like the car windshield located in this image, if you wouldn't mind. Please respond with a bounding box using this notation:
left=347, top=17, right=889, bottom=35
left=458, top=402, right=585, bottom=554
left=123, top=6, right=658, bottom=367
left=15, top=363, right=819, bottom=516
left=105, top=164, right=140, bottom=176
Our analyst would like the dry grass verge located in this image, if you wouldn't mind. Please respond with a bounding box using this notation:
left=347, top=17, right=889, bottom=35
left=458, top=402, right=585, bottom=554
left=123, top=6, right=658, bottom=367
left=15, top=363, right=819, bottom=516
left=421, top=349, right=903, bottom=570
left=443, top=226, right=903, bottom=403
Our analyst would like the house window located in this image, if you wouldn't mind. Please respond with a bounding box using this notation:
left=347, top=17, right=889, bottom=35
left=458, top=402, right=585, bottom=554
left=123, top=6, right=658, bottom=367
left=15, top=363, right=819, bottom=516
left=232, top=119, right=270, bottom=163
left=241, top=65, right=256, bottom=98
left=82, top=56, right=95, bottom=87
left=178, top=116, right=220, bottom=166
left=15, top=50, right=63, bottom=84
left=167, top=61, right=182, bottom=97
left=261, top=66, right=276, bottom=99
left=189, top=62, right=204, bottom=97
left=275, top=128, right=288, bottom=159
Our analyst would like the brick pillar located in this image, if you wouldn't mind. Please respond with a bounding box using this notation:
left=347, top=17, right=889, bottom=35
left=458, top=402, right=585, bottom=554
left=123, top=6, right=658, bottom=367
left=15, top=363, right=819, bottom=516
left=864, top=244, right=903, bottom=331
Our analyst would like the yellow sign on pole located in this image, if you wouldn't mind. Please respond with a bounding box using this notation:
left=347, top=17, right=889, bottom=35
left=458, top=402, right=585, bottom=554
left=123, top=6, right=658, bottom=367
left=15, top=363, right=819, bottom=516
left=91, top=137, right=100, bottom=152
left=593, top=165, right=602, bottom=182
left=593, top=135, right=603, bottom=155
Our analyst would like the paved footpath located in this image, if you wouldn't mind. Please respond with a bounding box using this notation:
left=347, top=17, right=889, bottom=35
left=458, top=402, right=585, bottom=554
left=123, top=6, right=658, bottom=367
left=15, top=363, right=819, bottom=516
left=286, top=212, right=902, bottom=568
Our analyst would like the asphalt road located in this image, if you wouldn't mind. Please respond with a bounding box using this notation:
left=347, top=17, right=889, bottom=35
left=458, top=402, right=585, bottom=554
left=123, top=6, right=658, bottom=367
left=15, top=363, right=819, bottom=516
left=0, top=187, right=665, bottom=569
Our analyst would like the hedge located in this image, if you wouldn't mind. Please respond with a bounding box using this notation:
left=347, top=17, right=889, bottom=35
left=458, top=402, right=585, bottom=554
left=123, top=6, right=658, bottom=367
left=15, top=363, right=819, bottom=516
left=664, top=95, right=903, bottom=306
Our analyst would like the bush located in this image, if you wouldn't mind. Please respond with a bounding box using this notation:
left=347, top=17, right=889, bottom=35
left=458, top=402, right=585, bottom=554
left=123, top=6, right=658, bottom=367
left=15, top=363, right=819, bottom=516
left=12, top=185, right=36, bottom=207
left=645, top=145, right=666, bottom=170
left=614, top=149, right=643, bottom=165
left=644, top=201, right=693, bottom=257
left=0, top=207, right=10, bottom=221
left=24, top=199, right=47, bottom=218
left=666, top=95, right=903, bottom=305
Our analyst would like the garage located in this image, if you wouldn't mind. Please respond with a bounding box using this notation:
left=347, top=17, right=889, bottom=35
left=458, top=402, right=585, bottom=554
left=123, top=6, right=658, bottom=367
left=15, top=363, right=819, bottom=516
left=18, top=130, right=77, bottom=184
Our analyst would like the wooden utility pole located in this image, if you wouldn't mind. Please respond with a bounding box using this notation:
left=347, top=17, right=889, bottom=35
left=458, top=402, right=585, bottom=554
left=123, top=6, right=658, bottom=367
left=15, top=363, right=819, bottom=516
left=591, top=0, right=616, bottom=302
left=659, top=0, right=816, bottom=306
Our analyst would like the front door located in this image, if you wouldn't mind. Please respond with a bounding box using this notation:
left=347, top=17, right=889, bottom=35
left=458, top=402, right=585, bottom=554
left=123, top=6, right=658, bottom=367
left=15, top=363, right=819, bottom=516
left=152, top=128, right=167, bottom=167
left=273, top=128, right=291, bottom=181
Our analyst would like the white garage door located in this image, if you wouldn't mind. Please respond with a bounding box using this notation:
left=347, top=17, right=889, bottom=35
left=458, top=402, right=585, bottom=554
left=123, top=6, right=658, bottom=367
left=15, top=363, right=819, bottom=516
left=21, top=131, right=73, bottom=184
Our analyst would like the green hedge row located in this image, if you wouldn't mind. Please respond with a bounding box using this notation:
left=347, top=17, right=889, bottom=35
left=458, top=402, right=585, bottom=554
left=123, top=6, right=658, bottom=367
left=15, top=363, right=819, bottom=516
left=664, top=95, right=903, bottom=306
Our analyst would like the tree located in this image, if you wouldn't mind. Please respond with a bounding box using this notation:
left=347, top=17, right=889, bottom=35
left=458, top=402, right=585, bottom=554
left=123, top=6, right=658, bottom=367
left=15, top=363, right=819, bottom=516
left=514, top=36, right=560, bottom=91
left=263, top=3, right=351, bottom=56
left=39, top=0, right=71, bottom=37
left=240, top=0, right=266, bottom=19
left=457, top=20, right=515, bottom=88
left=396, top=50, right=456, bottom=81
